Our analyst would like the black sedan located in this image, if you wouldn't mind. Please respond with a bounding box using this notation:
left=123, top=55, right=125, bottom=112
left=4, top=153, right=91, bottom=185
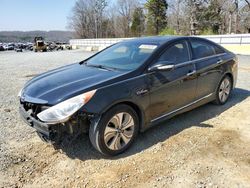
left=18, top=36, right=238, bottom=156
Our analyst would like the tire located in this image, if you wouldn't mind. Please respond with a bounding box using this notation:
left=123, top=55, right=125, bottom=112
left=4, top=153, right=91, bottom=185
left=214, top=75, right=232, bottom=105
left=89, top=104, right=139, bottom=156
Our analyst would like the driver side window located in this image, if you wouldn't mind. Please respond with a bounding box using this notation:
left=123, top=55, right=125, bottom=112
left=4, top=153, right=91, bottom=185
left=158, top=41, right=190, bottom=64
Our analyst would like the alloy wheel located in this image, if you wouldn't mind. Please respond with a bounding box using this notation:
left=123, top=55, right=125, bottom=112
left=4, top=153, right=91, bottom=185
left=104, top=112, right=135, bottom=151
left=219, top=77, right=231, bottom=103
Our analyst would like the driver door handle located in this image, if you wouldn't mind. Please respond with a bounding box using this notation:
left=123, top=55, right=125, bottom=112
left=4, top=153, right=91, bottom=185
left=187, top=70, right=196, bottom=76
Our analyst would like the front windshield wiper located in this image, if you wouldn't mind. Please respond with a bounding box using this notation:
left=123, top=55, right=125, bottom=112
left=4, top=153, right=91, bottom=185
left=85, top=63, right=117, bottom=71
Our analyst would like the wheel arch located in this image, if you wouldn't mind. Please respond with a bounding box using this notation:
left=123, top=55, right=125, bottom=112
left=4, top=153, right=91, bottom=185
left=101, top=100, right=145, bottom=132
left=215, top=72, right=234, bottom=94
left=224, top=72, right=234, bottom=87
left=213, top=71, right=234, bottom=105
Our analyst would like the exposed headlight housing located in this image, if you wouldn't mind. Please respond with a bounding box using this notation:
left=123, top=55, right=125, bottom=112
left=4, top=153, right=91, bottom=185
left=18, top=88, right=23, bottom=97
left=37, top=90, right=96, bottom=124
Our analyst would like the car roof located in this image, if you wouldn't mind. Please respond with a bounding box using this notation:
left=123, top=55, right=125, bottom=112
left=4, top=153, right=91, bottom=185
left=122, top=36, right=215, bottom=46
left=123, top=36, right=184, bottom=45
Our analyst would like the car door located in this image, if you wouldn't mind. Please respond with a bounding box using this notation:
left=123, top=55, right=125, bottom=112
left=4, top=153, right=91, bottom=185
left=189, top=39, right=226, bottom=99
left=147, top=40, right=197, bottom=122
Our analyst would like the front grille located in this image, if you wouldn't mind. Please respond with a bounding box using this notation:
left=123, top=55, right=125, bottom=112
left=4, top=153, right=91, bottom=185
left=21, top=101, right=44, bottom=119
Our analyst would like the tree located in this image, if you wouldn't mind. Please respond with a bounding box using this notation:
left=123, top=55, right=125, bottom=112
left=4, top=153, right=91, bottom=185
left=167, top=0, right=188, bottom=34
left=241, top=1, right=250, bottom=33
left=244, top=0, right=250, bottom=8
left=68, top=0, right=250, bottom=38
left=199, top=0, right=223, bottom=34
left=174, top=0, right=182, bottom=34
left=187, top=0, right=203, bottom=35
left=68, top=0, right=95, bottom=38
left=145, top=0, right=168, bottom=35
left=93, top=0, right=108, bottom=38
left=131, top=7, right=145, bottom=36
left=116, top=0, right=139, bottom=37
left=68, top=0, right=107, bottom=38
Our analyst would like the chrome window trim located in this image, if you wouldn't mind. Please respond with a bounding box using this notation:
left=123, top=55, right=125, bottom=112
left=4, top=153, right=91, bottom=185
left=190, top=53, right=227, bottom=63
left=151, top=93, right=214, bottom=122
left=174, top=53, right=227, bottom=69
left=174, top=60, right=194, bottom=68
left=99, top=53, right=227, bottom=91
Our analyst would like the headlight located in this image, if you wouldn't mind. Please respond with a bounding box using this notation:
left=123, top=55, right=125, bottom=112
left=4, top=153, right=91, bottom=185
left=37, top=89, right=96, bottom=123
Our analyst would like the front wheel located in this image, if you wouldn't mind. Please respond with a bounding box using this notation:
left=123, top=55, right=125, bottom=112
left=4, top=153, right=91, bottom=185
left=214, top=75, right=232, bottom=105
left=89, top=104, right=139, bottom=156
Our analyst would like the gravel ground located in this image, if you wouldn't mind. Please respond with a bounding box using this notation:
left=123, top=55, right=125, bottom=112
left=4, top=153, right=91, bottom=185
left=0, top=50, right=249, bottom=188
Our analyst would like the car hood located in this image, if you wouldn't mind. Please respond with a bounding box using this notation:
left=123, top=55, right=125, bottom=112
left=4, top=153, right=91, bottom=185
left=22, top=63, right=127, bottom=105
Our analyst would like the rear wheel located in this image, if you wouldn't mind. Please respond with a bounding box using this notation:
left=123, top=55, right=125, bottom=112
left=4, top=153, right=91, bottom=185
left=214, top=75, right=232, bottom=105
left=89, top=104, right=139, bottom=156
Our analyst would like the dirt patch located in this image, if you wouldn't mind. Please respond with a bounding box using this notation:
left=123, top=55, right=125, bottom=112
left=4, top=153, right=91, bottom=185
left=240, top=67, right=250, bottom=72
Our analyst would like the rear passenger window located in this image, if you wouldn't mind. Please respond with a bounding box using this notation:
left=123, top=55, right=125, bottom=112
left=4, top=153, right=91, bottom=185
left=158, top=41, right=190, bottom=64
left=191, top=40, right=216, bottom=59
left=214, top=45, right=225, bottom=54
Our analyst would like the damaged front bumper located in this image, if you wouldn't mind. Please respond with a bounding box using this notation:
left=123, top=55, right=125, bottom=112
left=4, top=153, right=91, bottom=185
left=19, top=105, right=90, bottom=143
left=19, top=105, right=55, bottom=140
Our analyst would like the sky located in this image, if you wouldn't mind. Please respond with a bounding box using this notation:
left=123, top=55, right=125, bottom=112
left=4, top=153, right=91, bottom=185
left=0, top=0, right=77, bottom=31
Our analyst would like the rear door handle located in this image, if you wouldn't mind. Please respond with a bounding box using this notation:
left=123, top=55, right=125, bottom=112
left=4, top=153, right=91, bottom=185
left=187, top=70, right=196, bottom=76
left=217, top=59, right=223, bottom=64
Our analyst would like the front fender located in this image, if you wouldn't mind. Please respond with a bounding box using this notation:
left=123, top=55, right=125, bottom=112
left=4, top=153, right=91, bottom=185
left=81, top=74, right=151, bottom=130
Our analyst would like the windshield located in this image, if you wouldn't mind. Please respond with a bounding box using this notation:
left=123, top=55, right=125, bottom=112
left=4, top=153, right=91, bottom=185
left=86, top=42, right=159, bottom=71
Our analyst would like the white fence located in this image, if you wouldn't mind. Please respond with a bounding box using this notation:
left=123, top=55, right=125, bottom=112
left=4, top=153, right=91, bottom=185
left=70, top=34, right=250, bottom=51
left=70, top=38, right=132, bottom=50
left=200, top=34, right=250, bottom=45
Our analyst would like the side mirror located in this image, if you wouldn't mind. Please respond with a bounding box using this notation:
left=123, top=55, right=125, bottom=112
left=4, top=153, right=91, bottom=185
left=148, top=61, right=175, bottom=72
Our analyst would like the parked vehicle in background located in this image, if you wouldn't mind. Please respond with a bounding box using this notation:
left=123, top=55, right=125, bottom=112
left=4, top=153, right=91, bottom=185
left=18, top=36, right=238, bottom=156
left=0, top=41, right=71, bottom=52
left=65, top=45, right=72, bottom=50
left=34, top=36, right=47, bottom=52
left=0, top=45, right=4, bottom=51
left=26, top=43, right=33, bottom=51
left=15, top=47, right=23, bottom=52
left=47, top=42, right=57, bottom=51
left=4, top=43, right=15, bottom=50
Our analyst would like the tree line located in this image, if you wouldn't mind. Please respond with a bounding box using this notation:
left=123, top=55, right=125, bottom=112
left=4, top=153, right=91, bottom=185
left=68, top=0, right=250, bottom=38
